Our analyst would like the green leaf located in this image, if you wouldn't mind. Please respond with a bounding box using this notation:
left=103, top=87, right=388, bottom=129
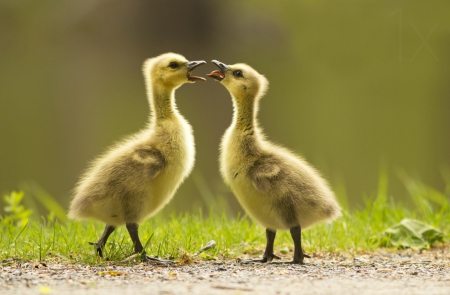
left=2, top=191, right=31, bottom=226
left=379, top=218, right=443, bottom=249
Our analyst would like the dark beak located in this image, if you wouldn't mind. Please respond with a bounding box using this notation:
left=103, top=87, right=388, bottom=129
left=186, top=60, right=207, bottom=82
left=207, top=60, right=229, bottom=82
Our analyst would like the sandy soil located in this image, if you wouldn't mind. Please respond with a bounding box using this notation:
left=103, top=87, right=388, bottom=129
left=1, top=247, right=449, bottom=295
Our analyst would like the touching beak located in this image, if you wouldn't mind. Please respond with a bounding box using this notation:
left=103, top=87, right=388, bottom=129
left=207, top=60, right=229, bottom=82
left=186, top=60, right=207, bottom=82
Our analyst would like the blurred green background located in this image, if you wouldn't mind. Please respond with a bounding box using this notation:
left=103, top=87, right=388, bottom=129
left=1, top=0, right=449, bottom=216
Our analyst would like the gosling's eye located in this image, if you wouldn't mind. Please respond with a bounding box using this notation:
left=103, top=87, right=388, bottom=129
left=233, top=70, right=243, bottom=78
left=168, top=62, right=179, bottom=69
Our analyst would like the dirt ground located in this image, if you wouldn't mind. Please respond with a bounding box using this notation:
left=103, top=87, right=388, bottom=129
left=1, top=247, right=449, bottom=295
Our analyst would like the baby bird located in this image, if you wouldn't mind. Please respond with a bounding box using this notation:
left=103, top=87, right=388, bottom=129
left=69, top=53, right=205, bottom=262
left=208, top=60, right=341, bottom=264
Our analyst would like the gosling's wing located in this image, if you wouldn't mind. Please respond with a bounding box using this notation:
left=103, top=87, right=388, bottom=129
left=132, top=147, right=167, bottom=179
left=248, top=159, right=281, bottom=192
left=69, top=147, right=166, bottom=217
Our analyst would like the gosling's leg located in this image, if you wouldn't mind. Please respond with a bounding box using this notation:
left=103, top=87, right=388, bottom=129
left=125, top=223, right=173, bottom=264
left=89, top=224, right=116, bottom=257
left=262, top=228, right=281, bottom=262
left=290, top=225, right=311, bottom=264
left=241, top=228, right=281, bottom=263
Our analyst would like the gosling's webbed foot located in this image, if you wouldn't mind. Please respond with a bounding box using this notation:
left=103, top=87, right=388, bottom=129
left=267, top=255, right=310, bottom=265
left=89, top=225, right=115, bottom=258
left=289, top=251, right=311, bottom=264
left=88, top=241, right=104, bottom=257
left=239, top=253, right=281, bottom=264
left=125, top=223, right=174, bottom=264
left=289, top=258, right=305, bottom=265
left=239, top=228, right=280, bottom=264
left=269, top=259, right=306, bottom=265
left=142, top=254, right=174, bottom=265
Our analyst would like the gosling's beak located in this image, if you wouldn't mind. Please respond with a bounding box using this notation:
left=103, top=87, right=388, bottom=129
left=186, top=60, right=207, bottom=82
left=207, top=60, right=229, bottom=82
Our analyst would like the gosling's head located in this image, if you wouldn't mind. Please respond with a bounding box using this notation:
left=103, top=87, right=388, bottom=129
left=207, top=60, right=269, bottom=101
left=143, top=53, right=206, bottom=89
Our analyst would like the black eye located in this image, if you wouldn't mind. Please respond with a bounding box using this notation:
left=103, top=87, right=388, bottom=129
left=168, top=62, right=179, bottom=69
left=233, top=70, right=243, bottom=77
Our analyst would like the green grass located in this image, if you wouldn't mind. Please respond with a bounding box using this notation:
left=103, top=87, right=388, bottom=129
left=1, top=174, right=449, bottom=265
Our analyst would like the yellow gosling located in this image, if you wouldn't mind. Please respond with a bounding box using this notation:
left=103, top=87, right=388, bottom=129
left=69, top=53, right=205, bottom=263
left=208, top=60, right=341, bottom=264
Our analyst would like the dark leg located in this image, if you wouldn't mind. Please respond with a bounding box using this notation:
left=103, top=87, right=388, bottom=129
left=290, top=225, right=310, bottom=264
left=89, top=225, right=116, bottom=257
left=241, top=228, right=280, bottom=263
left=125, top=223, right=145, bottom=254
left=262, top=228, right=278, bottom=262
left=125, top=223, right=173, bottom=264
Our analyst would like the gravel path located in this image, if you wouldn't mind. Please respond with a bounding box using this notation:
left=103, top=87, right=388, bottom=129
left=1, top=247, right=449, bottom=295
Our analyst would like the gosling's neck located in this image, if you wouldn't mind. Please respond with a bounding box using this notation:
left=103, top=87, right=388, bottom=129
left=231, top=93, right=259, bottom=135
left=147, top=82, right=179, bottom=125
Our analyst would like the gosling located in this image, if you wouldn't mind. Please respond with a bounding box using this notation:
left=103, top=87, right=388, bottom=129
left=208, top=60, right=341, bottom=264
left=69, top=53, right=205, bottom=262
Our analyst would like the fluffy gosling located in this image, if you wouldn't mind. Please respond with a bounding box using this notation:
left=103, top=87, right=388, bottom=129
left=69, top=53, right=205, bottom=263
left=208, top=60, right=341, bottom=264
